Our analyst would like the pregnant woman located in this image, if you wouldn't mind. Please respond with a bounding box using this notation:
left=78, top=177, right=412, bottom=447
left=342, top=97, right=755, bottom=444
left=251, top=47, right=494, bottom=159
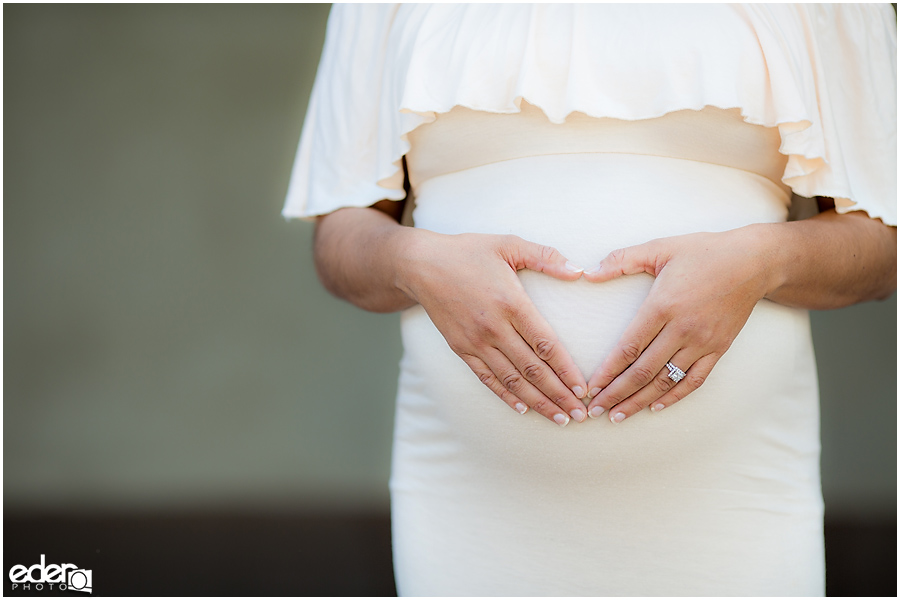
left=283, top=5, right=897, bottom=596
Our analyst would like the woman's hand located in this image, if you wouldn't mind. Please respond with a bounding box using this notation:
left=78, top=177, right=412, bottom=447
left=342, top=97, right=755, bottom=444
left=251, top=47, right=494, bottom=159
left=397, top=231, right=590, bottom=426
left=314, top=205, right=589, bottom=426
left=581, top=227, right=776, bottom=423
left=316, top=203, right=892, bottom=427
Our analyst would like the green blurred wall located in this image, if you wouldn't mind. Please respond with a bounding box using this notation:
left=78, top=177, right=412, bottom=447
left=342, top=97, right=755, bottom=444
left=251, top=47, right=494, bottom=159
left=4, top=4, right=896, bottom=516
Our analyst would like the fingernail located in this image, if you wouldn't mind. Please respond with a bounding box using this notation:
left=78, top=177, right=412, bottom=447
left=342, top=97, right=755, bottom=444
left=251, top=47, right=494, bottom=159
left=589, top=406, right=605, bottom=418
left=571, top=408, right=585, bottom=422
left=565, top=261, right=583, bottom=273
left=611, top=412, right=626, bottom=424
left=588, top=387, right=602, bottom=398
left=572, top=385, right=585, bottom=398
left=515, top=402, right=528, bottom=414
left=651, top=403, right=665, bottom=413
left=554, top=413, right=569, bottom=427
left=584, top=264, right=603, bottom=275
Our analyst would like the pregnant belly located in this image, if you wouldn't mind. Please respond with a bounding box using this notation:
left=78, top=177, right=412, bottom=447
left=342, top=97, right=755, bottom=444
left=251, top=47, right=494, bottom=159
left=393, top=153, right=819, bottom=494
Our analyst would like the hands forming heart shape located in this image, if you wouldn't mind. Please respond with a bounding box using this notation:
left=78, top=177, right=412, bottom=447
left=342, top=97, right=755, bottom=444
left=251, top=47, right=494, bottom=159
left=402, top=228, right=772, bottom=427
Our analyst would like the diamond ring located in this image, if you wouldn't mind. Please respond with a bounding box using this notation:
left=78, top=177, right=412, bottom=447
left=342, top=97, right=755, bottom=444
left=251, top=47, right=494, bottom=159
left=665, top=362, right=686, bottom=383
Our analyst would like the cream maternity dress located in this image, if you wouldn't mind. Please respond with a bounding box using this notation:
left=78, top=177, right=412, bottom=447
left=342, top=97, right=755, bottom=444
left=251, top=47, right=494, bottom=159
left=283, top=4, right=897, bottom=596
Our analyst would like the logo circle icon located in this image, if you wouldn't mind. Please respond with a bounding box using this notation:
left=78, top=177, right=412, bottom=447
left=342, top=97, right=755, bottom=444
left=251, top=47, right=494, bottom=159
left=69, top=571, right=88, bottom=590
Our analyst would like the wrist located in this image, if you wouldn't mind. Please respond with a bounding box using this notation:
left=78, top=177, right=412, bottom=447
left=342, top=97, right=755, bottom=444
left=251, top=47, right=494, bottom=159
left=741, top=223, right=789, bottom=300
left=388, top=226, right=441, bottom=305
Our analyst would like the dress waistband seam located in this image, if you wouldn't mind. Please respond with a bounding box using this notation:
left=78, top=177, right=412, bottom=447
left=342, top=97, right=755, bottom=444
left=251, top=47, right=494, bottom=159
left=411, top=150, right=791, bottom=199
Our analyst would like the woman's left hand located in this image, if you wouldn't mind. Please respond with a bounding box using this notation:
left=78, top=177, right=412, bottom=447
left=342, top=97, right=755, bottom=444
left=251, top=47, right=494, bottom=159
left=582, top=226, right=776, bottom=423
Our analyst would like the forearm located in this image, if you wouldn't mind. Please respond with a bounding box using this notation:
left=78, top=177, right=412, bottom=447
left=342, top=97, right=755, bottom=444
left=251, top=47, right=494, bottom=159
left=313, top=205, right=421, bottom=313
left=756, top=209, right=897, bottom=309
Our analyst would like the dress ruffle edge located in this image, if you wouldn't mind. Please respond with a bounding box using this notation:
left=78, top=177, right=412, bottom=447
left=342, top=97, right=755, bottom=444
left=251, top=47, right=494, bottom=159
left=285, top=4, right=896, bottom=226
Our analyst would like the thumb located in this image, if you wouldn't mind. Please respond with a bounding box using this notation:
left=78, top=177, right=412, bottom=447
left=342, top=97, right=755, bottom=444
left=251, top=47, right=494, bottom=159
left=583, top=243, right=662, bottom=283
left=501, top=235, right=584, bottom=281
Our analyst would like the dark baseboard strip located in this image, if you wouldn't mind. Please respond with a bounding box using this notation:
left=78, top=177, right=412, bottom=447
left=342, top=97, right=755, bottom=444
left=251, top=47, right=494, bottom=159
left=3, top=511, right=895, bottom=596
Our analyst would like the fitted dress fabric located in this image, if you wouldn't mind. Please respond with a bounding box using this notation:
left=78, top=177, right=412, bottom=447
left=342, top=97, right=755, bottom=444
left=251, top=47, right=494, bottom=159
left=281, top=4, right=897, bottom=596
left=392, top=103, right=822, bottom=596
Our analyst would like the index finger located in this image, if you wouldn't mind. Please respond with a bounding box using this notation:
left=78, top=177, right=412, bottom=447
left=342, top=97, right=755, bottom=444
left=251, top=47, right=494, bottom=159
left=508, top=301, right=588, bottom=400
left=586, top=301, right=666, bottom=399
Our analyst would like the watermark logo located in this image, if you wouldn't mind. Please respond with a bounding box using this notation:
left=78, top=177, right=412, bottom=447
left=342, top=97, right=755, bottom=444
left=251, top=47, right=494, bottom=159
left=8, top=555, right=92, bottom=594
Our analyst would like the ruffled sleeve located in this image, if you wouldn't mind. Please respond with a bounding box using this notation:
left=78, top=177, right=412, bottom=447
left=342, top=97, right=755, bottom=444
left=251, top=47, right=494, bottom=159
left=284, top=4, right=897, bottom=226
left=743, top=4, right=897, bottom=225
left=281, top=4, right=404, bottom=221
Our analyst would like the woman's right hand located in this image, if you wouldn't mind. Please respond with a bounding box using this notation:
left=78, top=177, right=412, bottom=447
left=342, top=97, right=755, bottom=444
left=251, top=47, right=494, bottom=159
left=395, top=230, right=589, bottom=426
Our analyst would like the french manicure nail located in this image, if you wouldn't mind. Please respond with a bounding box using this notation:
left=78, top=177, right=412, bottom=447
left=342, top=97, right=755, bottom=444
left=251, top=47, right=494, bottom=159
left=651, top=403, right=665, bottom=413
left=588, top=387, right=602, bottom=398
left=611, top=412, right=626, bottom=424
left=565, top=261, right=584, bottom=273
left=515, top=402, right=528, bottom=414
left=572, top=385, right=585, bottom=398
left=571, top=409, right=585, bottom=422
left=589, top=406, right=605, bottom=418
left=584, top=264, right=603, bottom=275
left=554, top=413, right=569, bottom=427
